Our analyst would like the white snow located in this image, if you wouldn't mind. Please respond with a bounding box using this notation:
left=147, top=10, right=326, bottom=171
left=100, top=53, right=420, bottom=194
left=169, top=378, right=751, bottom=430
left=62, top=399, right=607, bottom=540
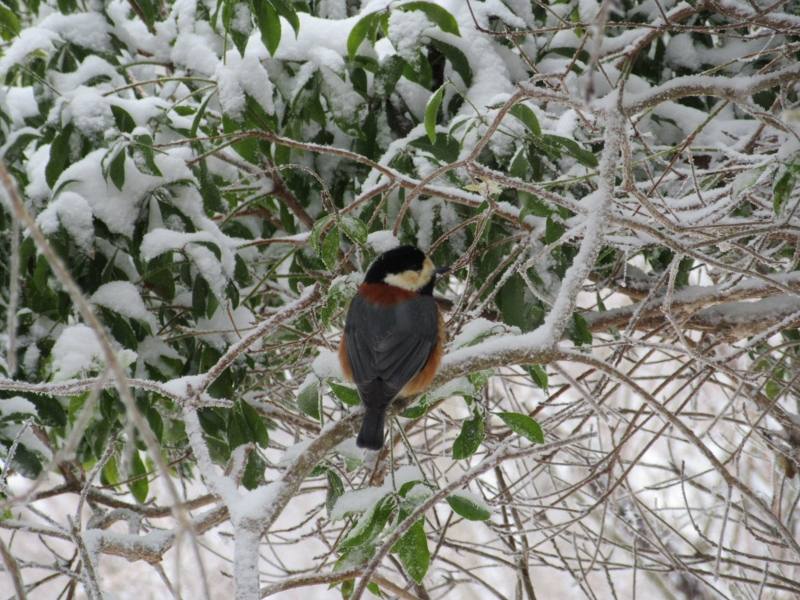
left=196, top=304, right=257, bottom=350
left=0, top=28, right=58, bottom=78
left=388, top=10, right=432, bottom=62
left=36, top=192, right=95, bottom=253
left=0, top=396, right=37, bottom=418
left=215, top=50, right=275, bottom=119
left=451, top=318, right=519, bottom=349
left=331, top=465, right=424, bottom=519
left=53, top=149, right=193, bottom=238
left=50, top=324, right=137, bottom=381
left=90, top=282, right=159, bottom=332
left=366, top=230, right=400, bottom=253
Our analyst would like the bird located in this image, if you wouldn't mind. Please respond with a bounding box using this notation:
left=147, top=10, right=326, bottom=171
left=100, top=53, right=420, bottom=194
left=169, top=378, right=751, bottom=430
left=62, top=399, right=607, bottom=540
left=338, top=245, right=449, bottom=450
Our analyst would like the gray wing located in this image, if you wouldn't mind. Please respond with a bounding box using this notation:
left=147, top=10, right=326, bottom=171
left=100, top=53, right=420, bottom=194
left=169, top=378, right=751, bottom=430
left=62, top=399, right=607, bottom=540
left=344, top=294, right=438, bottom=398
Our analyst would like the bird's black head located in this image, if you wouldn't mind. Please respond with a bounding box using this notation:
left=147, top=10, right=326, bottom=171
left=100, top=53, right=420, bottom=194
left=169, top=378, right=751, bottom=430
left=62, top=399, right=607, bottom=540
left=364, top=245, right=446, bottom=294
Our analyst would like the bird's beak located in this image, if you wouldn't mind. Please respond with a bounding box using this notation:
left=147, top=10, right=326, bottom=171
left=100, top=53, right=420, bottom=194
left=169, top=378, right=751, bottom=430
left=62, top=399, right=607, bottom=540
left=435, top=266, right=451, bottom=276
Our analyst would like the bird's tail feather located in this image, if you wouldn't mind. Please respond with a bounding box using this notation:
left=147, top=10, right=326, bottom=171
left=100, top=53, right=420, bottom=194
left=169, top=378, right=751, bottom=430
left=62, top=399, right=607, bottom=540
left=357, top=407, right=385, bottom=450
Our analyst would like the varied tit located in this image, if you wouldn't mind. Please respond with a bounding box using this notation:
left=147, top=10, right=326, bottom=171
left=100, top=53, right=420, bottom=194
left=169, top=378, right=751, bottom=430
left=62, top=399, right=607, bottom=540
left=338, top=246, right=449, bottom=450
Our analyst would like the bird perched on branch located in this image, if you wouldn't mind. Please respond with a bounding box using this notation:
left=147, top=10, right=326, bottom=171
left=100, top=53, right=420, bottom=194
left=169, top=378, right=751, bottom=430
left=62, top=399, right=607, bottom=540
left=339, top=246, right=449, bottom=450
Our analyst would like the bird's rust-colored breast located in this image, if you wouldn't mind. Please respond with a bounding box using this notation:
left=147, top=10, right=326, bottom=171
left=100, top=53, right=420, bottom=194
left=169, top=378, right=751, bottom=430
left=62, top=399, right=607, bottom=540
left=400, top=309, right=445, bottom=397
left=338, top=336, right=353, bottom=382
left=338, top=285, right=444, bottom=395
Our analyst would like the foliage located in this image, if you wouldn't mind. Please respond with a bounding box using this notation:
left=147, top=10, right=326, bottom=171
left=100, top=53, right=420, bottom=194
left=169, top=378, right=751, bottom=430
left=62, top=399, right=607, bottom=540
left=0, top=0, right=799, bottom=598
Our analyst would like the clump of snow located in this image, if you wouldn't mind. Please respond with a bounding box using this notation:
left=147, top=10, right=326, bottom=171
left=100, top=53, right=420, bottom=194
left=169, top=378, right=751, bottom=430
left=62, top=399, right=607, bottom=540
left=49, top=55, right=125, bottom=94
left=54, top=149, right=193, bottom=238
left=231, top=481, right=283, bottom=523
left=36, top=192, right=95, bottom=253
left=232, top=3, right=252, bottom=34
left=136, top=335, right=183, bottom=376
left=425, top=377, right=475, bottom=403
left=162, top=374, right=205, bottom=398
left=215, top=50, right=275, bottom=119
left=451, top=318, right=519, bottom=349
left=366, top=230, right=399, bottom=253
left=0, top=397, right=37, bottom=418
left=279, top=440, right=312, bottom=465
left=331, top=465, right=423, bottom=519
left=140, top=229, right=218, bottom=261
left=196, top=304, right=257, bottom=350
left=90, top=281, right=158, bottom=331
left=185, top=244, right=227, bottom=299
left=51, top=324, right=137, bottom=380
left=388, top=10, right=432, bottom=62
left=410, top=198, right=439, bottom=250
left=319, top=66, right=365, bottom=126
left=4, top=87, right=38, bottom=125
left=40, top=11, right=112, bottom=53
left=171, top=33, right=221, bottom=76
left=312, top=348, right=343, bottom=379
left=0, top=28, right=58, bottom=78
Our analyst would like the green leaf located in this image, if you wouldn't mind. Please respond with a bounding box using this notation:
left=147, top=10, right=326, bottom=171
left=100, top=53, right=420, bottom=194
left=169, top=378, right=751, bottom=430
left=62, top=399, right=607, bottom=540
left=111, top=105, right=136, bottom=133
left=326, top=469, right=345, bottom=514
left=340, top=495, right=395, bottom=549
left=298, top=380, right=321, bottom=420
left=526, top=365, right=548, bottom=390
left=7, top=444, right=42, bottom=478
left=102, top=456, right=120, bottom=488
left=497, top=275, right=529, bottom=330
left=392, top=518, right=429, bottom=583
left=424, top=85, right=445, bottom=144
left=509, top=104, right=541, bottom=136
left=321, top=225, right=340, bottom=270
left=310, top=214, right=333, bottom=256
left=496, top=411, right=544, bottom=443
left=271, top=0, right=300, bottom=35
left=545, top=215, right=565, bottom=244
left=329, top=381, right=360, bottom=406
left=30, top=395, right=67, bottom=427
left=446, top=493, right=491, bottom=521
left=452, top=410, right=484, bottom=459
left=253, top=0, right=281, bottom=55
left=227, top=405, right=250, bottom=449
left=0, top=3, right=21, bottom=40
left=239, top=400, right=269, bottom=448
left=45, top=124, right=74, bottom=188
left=108, top=147, right=126, bottom=190
left=429, top=39, right=472, bottom=86
left=128, top=451, right=149, bottom=503
left=192, top=276, right=209, bottom=319
left=774, top=164, right=799, bottom=214
left=146, top=405, right=163, bottom=442
left=340, top=216, right=368, bottom=246
left=398, top=2, right=460, bottom=36
left=347, top=12, right=378, bottom=58
left=242, top=451, right=266, bottom=490
left=376, top=54, right=406, bottom=96
left=133, top=133, right=162, bottom=176
left=568, top=313, right=592, bottom=346
left=543, top=135, right=597, bottom=167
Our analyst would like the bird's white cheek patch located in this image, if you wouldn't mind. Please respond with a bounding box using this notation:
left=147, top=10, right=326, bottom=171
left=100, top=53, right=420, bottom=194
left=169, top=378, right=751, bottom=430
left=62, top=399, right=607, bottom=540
left=384, top=270, right=421, bottom=291
left=383, top=258, right=435, bottom=291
